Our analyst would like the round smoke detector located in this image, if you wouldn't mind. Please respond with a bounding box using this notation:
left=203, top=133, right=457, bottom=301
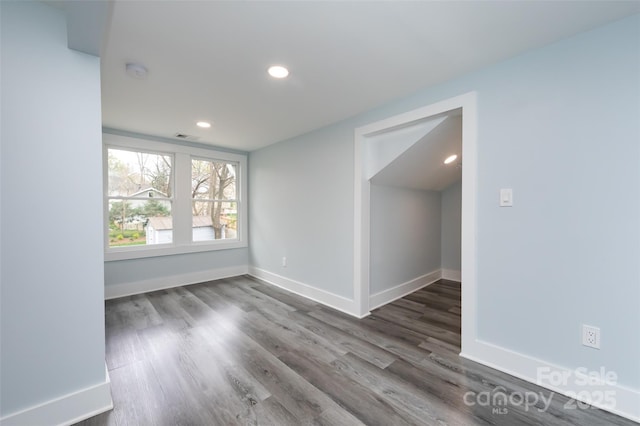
left=125, top=63, right=148, bottom=79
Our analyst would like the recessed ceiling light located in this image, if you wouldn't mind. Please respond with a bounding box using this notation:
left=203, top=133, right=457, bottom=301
left=196, top=121, right=211, bottom=128
left=268, top=65, right=289, bottom=79
left=444, top=154, right=458, bottom=164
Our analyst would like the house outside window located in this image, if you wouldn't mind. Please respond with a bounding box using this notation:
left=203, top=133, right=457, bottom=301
left=104, top=133, right=247, bottom=261
left=107, top=148, right=173, bottom=247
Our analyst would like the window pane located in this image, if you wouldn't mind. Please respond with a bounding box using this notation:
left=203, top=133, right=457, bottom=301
left=108, top=148, right=173, bottom=197
left=191, top=159, right=236, bottom=200
left=108, top=199, right=172, bottom=247
left=192, top=201, right=237, bottom=241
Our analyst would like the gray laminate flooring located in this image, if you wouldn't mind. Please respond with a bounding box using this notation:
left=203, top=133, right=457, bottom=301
left=76, top=276, right=635, bottom=426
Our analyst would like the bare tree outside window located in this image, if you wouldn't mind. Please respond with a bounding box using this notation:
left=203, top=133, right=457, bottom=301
left=192, top=159, right=237, bottom=241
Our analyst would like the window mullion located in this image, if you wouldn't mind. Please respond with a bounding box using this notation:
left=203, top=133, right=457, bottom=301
left=173, top=153, right=192, bottom=245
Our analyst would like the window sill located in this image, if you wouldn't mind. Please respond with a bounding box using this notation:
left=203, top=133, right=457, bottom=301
left=104, top=240, right=247, bottom=261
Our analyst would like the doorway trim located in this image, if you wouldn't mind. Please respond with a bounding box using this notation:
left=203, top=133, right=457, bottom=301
left=353, top=91, right=477, bottom=355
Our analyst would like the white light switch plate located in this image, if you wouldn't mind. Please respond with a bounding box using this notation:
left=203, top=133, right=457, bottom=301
left=500, top=188, right=513, bottom=207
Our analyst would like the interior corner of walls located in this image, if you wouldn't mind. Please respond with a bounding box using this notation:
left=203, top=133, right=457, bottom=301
left=0, top=378, right=113, bottom=426
left=105, top=264, right=249, bottom=300
left=369, top=269, right=441, bottom=310
left=460, top=341, right=640, bottom=423
left=441, top=269, right=461, bottom=282
left=248, top=266, right=359, bottom=317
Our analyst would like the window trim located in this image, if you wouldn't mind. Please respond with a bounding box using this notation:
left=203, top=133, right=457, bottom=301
left=103, top=133, right=248, bottom=261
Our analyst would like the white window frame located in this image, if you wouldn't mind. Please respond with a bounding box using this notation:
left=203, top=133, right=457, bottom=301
left=103, top=133, right=248, bottom=261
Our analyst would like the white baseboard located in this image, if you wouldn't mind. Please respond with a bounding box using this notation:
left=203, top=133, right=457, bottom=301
left=369, top=269, right=441, bottom=310
left=460, top=340, right=640, bottom=423
left=105, top=265, right=249, bottom=299
left=441, top=268, right=461, bottom=282
left=0, top=368, right=113, bottom=426
left=248, top=267, right=362, bottom=317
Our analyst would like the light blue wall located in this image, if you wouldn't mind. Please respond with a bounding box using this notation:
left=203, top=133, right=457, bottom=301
left=441, top=180, right=462, bottom=272
left=249, top=123, right=355, bottom=298
left=1, top=1, right=106, bottom=416
left=105, top=248, right=248, bottom=286
left=470, top=15, right=640, bottom=389
left=370, top=185, right=441, bottom=294
left=249, top=15, right=640, bottom=389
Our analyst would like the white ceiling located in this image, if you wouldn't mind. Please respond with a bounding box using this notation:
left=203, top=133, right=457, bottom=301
left=371, top=114, right=462, bottom=192
left=99, top=1, right=640, bottom=152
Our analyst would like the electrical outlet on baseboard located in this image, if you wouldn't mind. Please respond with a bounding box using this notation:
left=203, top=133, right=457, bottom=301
left=582, top=324, right=600, bottom=349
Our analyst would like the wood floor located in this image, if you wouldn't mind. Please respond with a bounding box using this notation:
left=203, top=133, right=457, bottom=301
left=77, top=276, right=634, bottom=426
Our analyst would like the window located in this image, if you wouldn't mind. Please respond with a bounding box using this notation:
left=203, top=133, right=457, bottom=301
left=104, top=133, right=247, bottom=261
left=191, top=158, right=238, bottom=242
left=107, top=148, right=174, bottom=247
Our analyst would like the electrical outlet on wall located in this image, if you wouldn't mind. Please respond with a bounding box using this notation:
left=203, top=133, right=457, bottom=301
left=582, top=325, right=600, bottom=349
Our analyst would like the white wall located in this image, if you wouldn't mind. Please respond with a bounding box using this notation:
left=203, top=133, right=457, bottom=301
left=441, top=180, right=462, bottom=273
left=370, top=185, right=441, bottom=294
left=1, top=1, right=110, bottom=421
left=249, top=13, right=640, bottom=398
